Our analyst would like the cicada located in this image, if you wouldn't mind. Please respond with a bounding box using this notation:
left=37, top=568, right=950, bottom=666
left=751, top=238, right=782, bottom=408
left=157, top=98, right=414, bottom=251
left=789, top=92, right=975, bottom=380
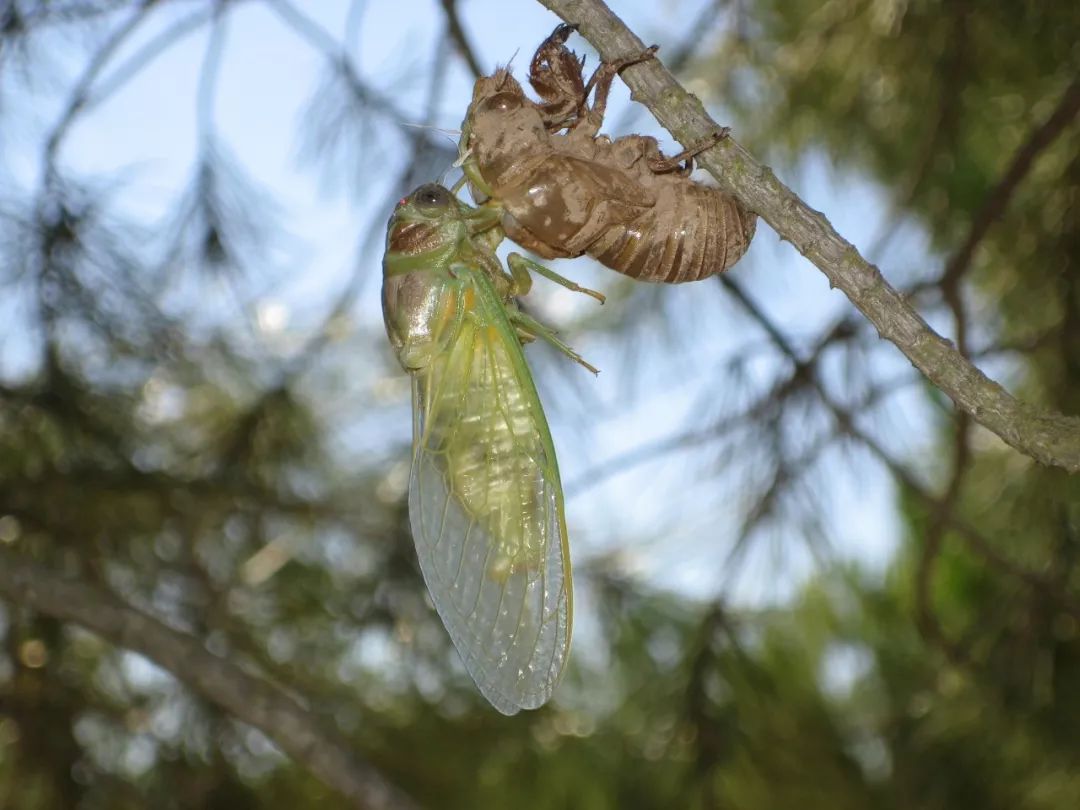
left=458, top=24, right=756, bottom=284
left=382, top=183, right=598, bottom=714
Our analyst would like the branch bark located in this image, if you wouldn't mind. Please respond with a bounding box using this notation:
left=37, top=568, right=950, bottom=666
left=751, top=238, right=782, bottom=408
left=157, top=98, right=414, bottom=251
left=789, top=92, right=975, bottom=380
left=536, top=0, right=1080, bottom=473
left=0, top=552, right=418, bottom=810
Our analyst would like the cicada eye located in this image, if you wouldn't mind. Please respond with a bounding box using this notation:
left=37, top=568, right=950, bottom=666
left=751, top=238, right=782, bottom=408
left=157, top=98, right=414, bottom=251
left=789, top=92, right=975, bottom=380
left=478, top=91, right=522, bottom=114
left=412, top=184, right=452, bottom=212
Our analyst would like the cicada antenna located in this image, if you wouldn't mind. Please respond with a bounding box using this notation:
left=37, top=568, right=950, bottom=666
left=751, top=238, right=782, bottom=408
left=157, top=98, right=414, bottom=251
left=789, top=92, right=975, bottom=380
left=437, top=152, right=471, bottom=192
left=400, top=122, right=462, bottom=143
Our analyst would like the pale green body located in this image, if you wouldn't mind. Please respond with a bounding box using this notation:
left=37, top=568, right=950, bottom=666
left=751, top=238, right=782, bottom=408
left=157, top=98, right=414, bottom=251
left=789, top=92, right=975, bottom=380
left=382, top=185, right=590, bottom=714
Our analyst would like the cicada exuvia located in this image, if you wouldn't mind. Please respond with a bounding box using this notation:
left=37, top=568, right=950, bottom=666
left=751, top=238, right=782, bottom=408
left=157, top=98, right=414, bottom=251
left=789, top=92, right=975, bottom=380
left=458, top=24, right=757, bottom=284
left=381, top=184, right=598, bottom=714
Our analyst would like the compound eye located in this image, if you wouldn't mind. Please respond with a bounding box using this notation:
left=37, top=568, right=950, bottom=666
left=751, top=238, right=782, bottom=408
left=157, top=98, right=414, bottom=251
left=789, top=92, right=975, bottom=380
left=478, top=91, right=521, bottom=114
left=412, top=184, right=451, bottom=211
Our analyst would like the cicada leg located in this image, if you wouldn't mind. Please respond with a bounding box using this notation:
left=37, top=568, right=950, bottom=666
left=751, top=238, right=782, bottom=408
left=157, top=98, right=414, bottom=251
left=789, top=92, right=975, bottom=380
left=462, top=199, right=502, bottom=237
left=509, top=308, right=599, bottom=375
left=461, top=155, right=497, bottom=199
left=506, top=256, right=533, bottom=297
left=644, top=129, right=730, bottom=175
left=471, top=215, right=505, bottom=255
left=576, top=45, right=659, bottom=137
left=529, top=23, right=588, bottom=129
left=507, top=253, right=605, bottom=304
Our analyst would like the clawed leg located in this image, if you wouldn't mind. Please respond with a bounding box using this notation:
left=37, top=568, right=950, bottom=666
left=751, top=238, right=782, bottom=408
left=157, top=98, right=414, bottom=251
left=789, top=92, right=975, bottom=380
left=462, top=157, right=497, bottom=200
left=509, top=308, right=599, bottom=375
left=529, top=23, right=659, bottom=137
left=577, top=45, right=659, bottom=135
left=529, top=23, right=589, bottom=129
left=646, top=129, right=730, bottom=173
left=507, top=252, right=605, bottom=304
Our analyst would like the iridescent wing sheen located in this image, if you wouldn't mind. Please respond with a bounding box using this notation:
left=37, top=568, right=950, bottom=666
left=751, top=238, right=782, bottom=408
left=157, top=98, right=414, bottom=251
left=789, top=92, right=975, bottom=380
left=408, top=271, right=571, bottom=715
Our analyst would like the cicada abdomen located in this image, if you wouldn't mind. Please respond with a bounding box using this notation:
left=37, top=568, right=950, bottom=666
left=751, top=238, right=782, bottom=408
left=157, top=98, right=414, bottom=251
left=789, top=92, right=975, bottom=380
left=590, top=168, right=755, bottom=284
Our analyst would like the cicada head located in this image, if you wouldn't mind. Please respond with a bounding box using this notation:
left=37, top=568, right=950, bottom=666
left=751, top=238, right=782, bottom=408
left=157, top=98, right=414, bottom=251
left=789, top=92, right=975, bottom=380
left=384, top=184, right=465, bottom=260
left=382, top=184, right=468, bottom=371
left=463, top=69, right=549, bottom=185
left=469, top=68, right=528, bottom=115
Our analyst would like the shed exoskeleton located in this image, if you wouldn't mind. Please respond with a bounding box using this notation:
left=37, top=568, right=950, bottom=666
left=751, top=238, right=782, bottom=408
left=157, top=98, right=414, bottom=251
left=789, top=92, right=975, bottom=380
left=458, top=24, right=756, bottom=284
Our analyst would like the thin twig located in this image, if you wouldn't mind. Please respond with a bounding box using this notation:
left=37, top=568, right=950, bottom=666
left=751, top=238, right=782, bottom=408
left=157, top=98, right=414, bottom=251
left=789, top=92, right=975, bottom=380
left=279, top=7, right=458, bottom=382
left=662, top=0, right=728, bottom=75
left=16, top=0, right=136, bottom=27
left=31, top=1, right=162, bottom=349
left=567, top=353, right=915, bottom=499
left=265, top=0, right=426, bottom=130
left=715, top=274, right=1080, bottom=618
left=439, top=0, right=483, bottom=78
left=915, top=228, right=977, bottom=659
left=914, top=412, right=972, bottom=664
left=535, top=0, right=1080, bottom=472
left=196, top=1, right=228, bottom=151
left=866, top=2, right=969, bottom=263
left=613, top=0, right=729, bottom=135
left=939, top=75, right=1080, bottom=291
left=41, top=0, right=157, bottom=181
left=86, top=4, right=226, bottom=110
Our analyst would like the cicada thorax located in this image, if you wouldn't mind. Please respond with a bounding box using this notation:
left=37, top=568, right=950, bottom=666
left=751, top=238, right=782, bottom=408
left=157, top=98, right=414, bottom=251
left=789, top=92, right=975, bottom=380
left=461, top=28, right=757, bottom=284
left=382, top=183, right=514, bottom=372
left=493, top=152, right=653, bottom=260
left=382, top=186, right=473, bottom=372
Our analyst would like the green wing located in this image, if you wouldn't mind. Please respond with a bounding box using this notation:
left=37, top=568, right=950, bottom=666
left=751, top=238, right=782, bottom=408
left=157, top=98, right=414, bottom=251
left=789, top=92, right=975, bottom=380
left=408, top=269, right=572, bottom=715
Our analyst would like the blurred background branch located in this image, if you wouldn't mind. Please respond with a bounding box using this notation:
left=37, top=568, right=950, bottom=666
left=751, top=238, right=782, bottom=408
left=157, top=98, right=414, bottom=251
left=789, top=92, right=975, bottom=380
left=0, top=552, right=418, bottom=810
left=1, top=0, right=1078, bottom=807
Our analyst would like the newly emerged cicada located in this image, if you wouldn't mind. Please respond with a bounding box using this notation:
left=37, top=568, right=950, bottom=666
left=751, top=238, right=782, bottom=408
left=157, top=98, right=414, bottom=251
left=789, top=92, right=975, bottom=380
left=458, top=24, right=756, bottom=284
left=382, top=183, right=598, bottom=714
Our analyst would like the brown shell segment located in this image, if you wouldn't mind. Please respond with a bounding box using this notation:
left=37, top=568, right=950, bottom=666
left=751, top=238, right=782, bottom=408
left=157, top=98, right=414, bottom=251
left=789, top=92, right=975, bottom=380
left=587, top=180, right=756, bottom=283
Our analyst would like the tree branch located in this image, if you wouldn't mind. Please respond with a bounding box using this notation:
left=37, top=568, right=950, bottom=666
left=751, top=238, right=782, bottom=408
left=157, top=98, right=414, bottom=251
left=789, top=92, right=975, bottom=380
left=439, top=0, right=483, bottom=78
left=940, top=75, right=1080, bottom=290
left=715, top=274, right=1080, bottom=619
left=914, top=411, right=972, bottom=664
left=41, top=0, right=157, bottom=178
left=265, top=0, right=427, bottom=132
left=866, top=1, right=970, bottom=263
left=535, top=0, right=1080, bottom=473
left=0, top=552, right=419, bottom=810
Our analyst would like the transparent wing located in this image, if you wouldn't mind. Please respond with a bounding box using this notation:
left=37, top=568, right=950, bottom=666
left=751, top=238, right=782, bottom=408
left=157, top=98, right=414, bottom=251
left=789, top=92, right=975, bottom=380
left=409, top=298, right=571, bottom=715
